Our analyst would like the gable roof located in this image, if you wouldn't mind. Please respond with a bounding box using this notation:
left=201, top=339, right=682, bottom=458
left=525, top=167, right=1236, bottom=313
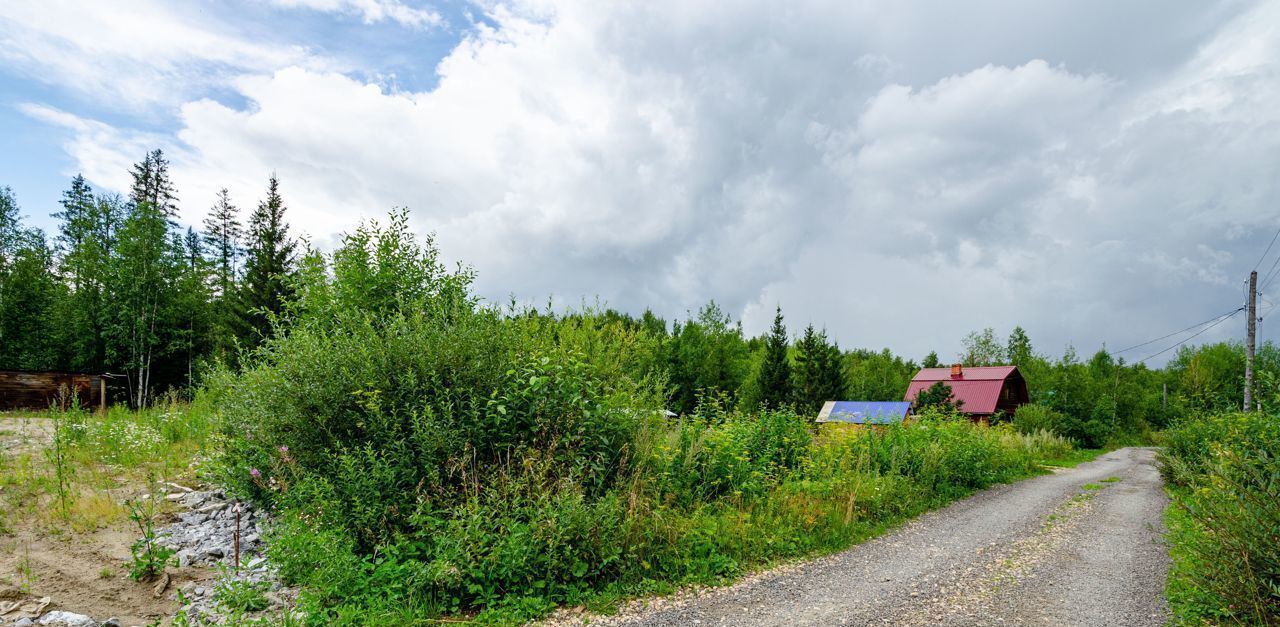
left=817, top=401, right=912, bottom=424
left=910, top=366, right=1017, bottom=382
left=904, top=366, right=1020, bottom=415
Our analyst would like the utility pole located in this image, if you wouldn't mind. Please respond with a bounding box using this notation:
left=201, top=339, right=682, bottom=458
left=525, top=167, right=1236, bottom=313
left=1245, top=270, right=1257, bottom=412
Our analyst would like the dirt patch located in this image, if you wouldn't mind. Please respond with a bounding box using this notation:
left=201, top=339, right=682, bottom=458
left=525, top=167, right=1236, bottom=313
left=0, top=416, right=53, bottom=457
left=0, top=415, right=216, bottom=626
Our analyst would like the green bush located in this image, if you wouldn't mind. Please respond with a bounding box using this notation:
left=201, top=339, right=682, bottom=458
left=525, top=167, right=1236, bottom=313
left=1162, top=412, right=1280, bottom=625
left=205, top=213, right=1080, bottom=624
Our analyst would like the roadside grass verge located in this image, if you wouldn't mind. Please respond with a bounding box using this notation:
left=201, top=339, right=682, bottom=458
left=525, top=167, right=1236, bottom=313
left=1161, top=411, right=1279, bottom=626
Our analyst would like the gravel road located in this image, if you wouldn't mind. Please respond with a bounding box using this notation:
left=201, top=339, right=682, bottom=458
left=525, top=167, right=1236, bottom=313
left=561, top=447, right=1168, bottom=627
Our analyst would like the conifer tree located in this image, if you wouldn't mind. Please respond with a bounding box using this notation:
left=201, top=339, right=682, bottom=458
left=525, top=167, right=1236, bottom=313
left=52, top=175, right=109, bottom=370
left=202, top=189, right=242, bottom=361
left=793, top=324, right=847, bottom=415
left=129, top=149, right=180, bottom=223
left=1007, top=326, right=1033, bottom=367
left=756, top=305, right=792, bottom=409
left=240, top=174, right=296, bottom=343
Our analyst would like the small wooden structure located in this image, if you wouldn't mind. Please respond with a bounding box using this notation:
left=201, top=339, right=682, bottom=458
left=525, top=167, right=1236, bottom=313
left=0, top=370, right=106, bottom=411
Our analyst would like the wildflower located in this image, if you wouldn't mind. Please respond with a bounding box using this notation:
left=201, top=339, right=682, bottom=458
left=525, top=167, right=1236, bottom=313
left=250, top=468, right=261, bottom=478
left=279, top=445, right=289, bottom=453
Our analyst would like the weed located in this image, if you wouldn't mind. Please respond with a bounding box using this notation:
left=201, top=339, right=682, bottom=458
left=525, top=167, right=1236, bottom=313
left=1082, top=483, right=1102, bottom=490
left=99, top=566, right=114, bottom=579
left=126, top=495, right=175, bottom=581
left=17, top=545, right=34, bottom=593
left=1101, top=476, right=1122, bottom=483
left=215, top=578, right=270, bottom=613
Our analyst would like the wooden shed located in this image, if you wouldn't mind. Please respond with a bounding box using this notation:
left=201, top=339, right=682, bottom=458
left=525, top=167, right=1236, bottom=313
left=0, top=370, right=106, bottom=411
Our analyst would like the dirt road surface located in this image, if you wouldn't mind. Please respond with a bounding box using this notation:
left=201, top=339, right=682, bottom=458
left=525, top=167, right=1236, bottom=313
left=575, top=447, right=1168, bottom=627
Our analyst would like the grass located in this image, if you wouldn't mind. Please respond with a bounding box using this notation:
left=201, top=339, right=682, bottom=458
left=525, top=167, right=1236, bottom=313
left=0, top=400, right=219, bottom=532
left=1039, top=448, right=1107, bottom=468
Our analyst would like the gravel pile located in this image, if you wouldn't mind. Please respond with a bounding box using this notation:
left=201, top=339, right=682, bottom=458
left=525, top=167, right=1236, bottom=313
left=153, top=488, right=297, bottom=625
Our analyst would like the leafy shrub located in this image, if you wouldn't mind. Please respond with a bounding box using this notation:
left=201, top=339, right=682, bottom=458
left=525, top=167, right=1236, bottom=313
left=207, top=213, right=1080, bottom=623
left=1163, top=411, right=1280, bottom=625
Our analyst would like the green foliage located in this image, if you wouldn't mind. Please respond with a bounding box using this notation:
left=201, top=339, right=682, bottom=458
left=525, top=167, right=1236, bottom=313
left=664, top=301, right=750, bottom=415
left=201, top=223, right=1084, bottom=623
left=842, top=348, right=917, bottom=402
left=960, top=327, right=1005, bottom=366
left=755, top=306, right=792, bottom=410
left=240, top=175, right=297, bottom=346
left=214, top=578, right=270, bottom=613
left=1162, top=411, right=1280, bottom=625
left=912, top=381, right=963, bottom=413
left=127, top=496, right=176, bottom=581
left=792, top=324, right=844, bottom=415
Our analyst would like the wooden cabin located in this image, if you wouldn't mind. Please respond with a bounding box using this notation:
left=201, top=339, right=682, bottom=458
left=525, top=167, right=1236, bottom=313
left=0, top=370, right=106, bottom=411
left=903, top=364, right=1028, bottom=423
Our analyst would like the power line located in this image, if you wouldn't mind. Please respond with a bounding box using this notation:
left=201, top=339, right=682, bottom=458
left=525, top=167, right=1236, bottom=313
left=1137, top=308, right=1244, bottom=364
left=1261, top=252, right=1280, bottom=292
left=1113, top=307, right=1245, bottom=355
left=1252, top=222, right=1280, bottom=272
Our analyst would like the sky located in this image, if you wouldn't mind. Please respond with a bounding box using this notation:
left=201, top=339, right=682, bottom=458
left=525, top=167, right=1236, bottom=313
left=2, top=0, right=1279, bottom=365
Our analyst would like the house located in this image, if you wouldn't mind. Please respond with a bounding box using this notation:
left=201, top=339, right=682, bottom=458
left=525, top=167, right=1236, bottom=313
left=903, top=364, right=1028, bottom=422
left=816, top=401, right=912, bottom=425
left=0, top=370, right=106, bottom=411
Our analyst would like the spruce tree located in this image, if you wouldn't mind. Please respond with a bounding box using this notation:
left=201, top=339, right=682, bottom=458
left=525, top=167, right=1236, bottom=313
left=129, top=149, right=180, bottom=224
left=756, top=305, right=792, bottom=409
left=240, top=174, right=296, bottom=344
left=793, top=324, right=847, bottom=414
left=1007, top=326, right=1033, bottom=367
left=53, top=175, right=110, bottom=370
left=202, top=189, right=243, bottom=361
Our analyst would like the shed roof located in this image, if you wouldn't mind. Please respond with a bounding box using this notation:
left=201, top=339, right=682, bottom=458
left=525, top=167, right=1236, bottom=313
left=816, top=401, right=912, bottom=424
left=904, top=366, right=1020, bottom=415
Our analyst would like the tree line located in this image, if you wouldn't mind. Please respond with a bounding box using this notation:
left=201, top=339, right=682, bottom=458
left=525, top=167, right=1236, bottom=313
left=1, top=150, right=1272, bottom=429
left=0, top=150, right=295, bottom=406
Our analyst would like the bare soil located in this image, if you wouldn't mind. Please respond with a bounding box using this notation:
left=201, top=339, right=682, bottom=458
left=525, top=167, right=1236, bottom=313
left=0, top=416, right=214, bottom=626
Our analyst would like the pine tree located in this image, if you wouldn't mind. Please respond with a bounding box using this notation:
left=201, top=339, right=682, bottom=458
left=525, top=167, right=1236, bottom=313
left=202, top=189, right=242, bottom=360
left=0, top=186, right=30, bottom=273
left=173, top=227, right=212, bottom=386
left=0, top=230, right=65, bottom=370
left=240, top=174, right=296, bottom=344
left=756, top=305, right=792, bottom=409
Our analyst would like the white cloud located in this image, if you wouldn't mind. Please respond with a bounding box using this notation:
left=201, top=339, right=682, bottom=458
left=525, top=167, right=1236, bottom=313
left=0, top=0, right=324, bottom=109
left=17, top=0, right=1280, bottom=362
left=268, top=0, right=443, bottom=29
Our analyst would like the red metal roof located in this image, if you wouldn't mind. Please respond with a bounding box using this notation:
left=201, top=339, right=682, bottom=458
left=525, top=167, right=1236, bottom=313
left=904, top=366, right=1018, bottom=415
left=910, top=366, right=1017, bottom=382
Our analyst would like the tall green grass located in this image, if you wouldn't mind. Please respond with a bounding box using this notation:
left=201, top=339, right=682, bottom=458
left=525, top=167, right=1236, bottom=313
left=1162, top=412, right=1280, bottom=625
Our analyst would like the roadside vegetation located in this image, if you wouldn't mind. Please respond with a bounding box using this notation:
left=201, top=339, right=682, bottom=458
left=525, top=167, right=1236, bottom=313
left=1162, top=410, right=1280, bottom=626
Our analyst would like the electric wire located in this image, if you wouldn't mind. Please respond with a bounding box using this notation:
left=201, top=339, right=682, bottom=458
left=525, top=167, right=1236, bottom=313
left=1252, top=221, right=1280, bottom=272
left=1112, top=307, right=1245, bottom=355
left=1137, top=308, right=1244, bottom=364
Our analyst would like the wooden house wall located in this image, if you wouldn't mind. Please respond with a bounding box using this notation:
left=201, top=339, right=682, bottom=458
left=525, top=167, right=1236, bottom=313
left=0, top=371, right=103, bottom=410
